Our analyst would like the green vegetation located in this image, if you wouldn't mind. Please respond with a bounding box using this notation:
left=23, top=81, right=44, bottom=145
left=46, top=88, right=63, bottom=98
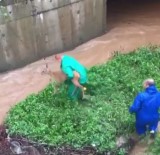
left=5, top=46, right=160, bottom=154
left=150, top=133, right=160, bottom=155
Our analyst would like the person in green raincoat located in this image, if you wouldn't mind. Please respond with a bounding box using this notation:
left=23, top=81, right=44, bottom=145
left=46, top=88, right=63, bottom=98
left=55, top=54, right=88, bottom=100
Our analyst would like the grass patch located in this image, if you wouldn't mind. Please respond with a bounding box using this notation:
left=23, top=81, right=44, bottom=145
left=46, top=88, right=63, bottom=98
left=5, top=46, right=160, bottom=154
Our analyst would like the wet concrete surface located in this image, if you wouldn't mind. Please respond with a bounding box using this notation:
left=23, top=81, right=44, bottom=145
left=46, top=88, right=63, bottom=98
left=0, top=0, right=106, bottom=72
left=0, top=1, right=160, bottom=154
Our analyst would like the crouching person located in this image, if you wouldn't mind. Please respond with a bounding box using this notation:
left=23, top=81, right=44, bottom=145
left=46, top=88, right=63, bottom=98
left=129, top=79, right=160, bottom=139
left=55, top=54, right=87, bottom=100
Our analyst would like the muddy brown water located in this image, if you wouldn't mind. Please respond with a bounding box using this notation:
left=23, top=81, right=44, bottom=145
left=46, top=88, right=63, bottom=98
left=1, top=0, right=160, bottom=154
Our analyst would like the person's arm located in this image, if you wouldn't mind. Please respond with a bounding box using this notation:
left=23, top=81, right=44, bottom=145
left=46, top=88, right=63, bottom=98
left=129, top=93, right=142, bottom=113
left=63, top=67, right=84, bottom=89
left=72, top=78, right=83, bottom=89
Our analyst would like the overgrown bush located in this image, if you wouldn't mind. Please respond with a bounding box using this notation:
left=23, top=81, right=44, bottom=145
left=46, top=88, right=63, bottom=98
left=5, top=46, right=160, bottom=154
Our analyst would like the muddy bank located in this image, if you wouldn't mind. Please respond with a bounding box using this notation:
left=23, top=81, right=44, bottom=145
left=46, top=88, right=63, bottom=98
left=0, top=125, right=133, bottom=155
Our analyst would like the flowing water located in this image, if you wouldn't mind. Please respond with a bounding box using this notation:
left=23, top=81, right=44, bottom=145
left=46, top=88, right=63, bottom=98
left=1, top=0, right=160, bottom=154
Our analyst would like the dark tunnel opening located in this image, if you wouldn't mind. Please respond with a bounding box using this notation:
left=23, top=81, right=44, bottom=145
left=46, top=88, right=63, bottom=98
left=107, top=0, right=160, bottom=30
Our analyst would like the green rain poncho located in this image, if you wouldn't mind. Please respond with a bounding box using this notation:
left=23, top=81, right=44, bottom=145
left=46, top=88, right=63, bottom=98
left=61, top=55, right=87, bottom=100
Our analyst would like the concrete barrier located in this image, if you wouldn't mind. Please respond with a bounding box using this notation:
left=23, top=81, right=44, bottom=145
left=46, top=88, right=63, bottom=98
left=0, top=0, right=106, bottom=72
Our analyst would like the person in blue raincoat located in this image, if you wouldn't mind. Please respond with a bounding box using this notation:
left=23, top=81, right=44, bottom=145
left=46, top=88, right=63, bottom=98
left=129, top=79, right=160, bottom=139
left=55, top=54, right=88, bottom=100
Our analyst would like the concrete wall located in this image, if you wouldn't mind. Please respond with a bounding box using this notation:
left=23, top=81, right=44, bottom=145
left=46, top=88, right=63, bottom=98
left=0, top=0, right=107, bottom=72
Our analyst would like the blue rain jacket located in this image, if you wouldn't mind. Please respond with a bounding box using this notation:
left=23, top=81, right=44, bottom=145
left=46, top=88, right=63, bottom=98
left=129, top=85, right=160, bottom=124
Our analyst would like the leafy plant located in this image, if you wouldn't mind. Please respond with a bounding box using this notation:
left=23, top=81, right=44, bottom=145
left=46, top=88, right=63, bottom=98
left=5, top=46, right=160, bottom=154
